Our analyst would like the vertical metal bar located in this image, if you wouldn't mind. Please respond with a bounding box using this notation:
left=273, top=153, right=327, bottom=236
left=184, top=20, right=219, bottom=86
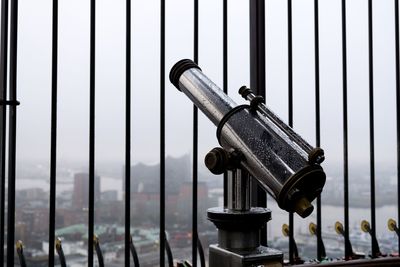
left=56, top=238, right=67, bottom=267
left=192, top=0, right=198, bottom=266
left=125, top=0, right=131, bottom=266
left=130, top=236, right=140, bottom=267
left=197, top=237, right=205, bottom=267
left=249, top=0, right=267, bottom=246
left=313, top=0, right=320, bottom=153
left=0, top=0, right=8, bottom=265
left=287, top=0, right=294, bottom=263
left=88, top=0, right=96, bottom=265
left=341, top=0, right=351, bottom=260
left=160, top=0, right=165, bottom=265
left=165, top=234, right=174, bottom=267
left=16, top=241, right=26, bottom=267
left=57, top=249, right=67, bottom=267
left=7, top=0, right=18, bottom=265
left=287, top=2, right=293, bottom=128
left=367, top=0, right=377, bottom=257
left=395, top=0, right=400, bottom=256
left=249, top=0, right=266, bottom=97
left=288, top=214, right=294, bottom=263
left=313, top=0, right=323, bottom=261
left=222, top=0, right=228, bottom=208
left=94, top=236, right=104, bottom=267
left=48, top=0, right=58, bottom=265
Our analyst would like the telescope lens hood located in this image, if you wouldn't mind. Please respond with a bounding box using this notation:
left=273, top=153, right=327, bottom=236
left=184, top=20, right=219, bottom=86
left=169, top=59, right=201, bottom=89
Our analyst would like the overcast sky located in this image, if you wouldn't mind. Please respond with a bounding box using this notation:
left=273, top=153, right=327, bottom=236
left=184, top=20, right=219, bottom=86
left=12, top=0, right=398, bottom=176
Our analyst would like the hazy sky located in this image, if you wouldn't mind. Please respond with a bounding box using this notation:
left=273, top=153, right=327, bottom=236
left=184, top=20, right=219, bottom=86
left=13, top=0, right=398, bottom=173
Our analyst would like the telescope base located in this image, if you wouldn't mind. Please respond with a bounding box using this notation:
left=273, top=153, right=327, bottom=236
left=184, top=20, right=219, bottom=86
left=207, top=207, right=283, bottom=267
left=209, top=245, right=283, bottom=267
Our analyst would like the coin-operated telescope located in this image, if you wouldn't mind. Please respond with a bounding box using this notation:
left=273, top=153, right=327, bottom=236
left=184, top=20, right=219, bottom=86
left=170, top=59, right=326, bottom=267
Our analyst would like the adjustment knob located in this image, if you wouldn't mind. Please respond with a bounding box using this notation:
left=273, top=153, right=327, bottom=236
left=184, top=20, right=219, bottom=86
left=204, top=147, right=228, bottom=175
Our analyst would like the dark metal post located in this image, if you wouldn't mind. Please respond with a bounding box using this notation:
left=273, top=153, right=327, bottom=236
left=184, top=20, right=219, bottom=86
left=160, top=0, right=166, bottom=265
left=130, top=236, right=140, bottom=267
left=249, top=0, right=267, bottom=246
left=94, top=236, right=104, bottom=267
left=395, top=0, right=400, bottom=256
left=56, top=238, right=67, bottom=267
left=88, top=0, right=96, bottom=265
left=0, top=0, right=8, bottom=264
left=7, top=0, right=18, bottom=264
left=287, top=0, right=294, bottom=263
left=341, top=0, right=351, bottom=260
left=250, top=0, right=266, bottom=96
left=165, top=234, right=174, bottom=267
left=223, top=0, right=228, bottom=208
left=197, top=237, right=205, bottom=267
left=192, top=0, right=199, bottom=266
left=313, top=0, right=323, bottom=261
left=16, top=241, right=26, bottom=267
left=125, top=0, right=132, bottom=266
left=48, top=0, right=59, bottom=265
left=367, top=0, right=378, bottom=257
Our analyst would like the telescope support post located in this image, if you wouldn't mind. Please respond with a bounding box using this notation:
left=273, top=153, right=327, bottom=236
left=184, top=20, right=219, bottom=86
left=227, top=169, right=251, bottom=211
left=207, top=153, right=283, bottom=267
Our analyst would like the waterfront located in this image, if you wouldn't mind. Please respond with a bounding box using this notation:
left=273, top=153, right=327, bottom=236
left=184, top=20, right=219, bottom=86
left=10, top=160, right=400, bottom=265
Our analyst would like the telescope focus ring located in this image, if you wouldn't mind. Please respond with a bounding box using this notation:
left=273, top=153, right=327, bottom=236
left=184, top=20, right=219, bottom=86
left=169, top=59, right=201, bottom=90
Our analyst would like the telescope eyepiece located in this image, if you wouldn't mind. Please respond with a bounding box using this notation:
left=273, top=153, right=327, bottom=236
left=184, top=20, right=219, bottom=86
left=169, top=59, right=201, bottom=89
left=293, top=196, right=314, bottom=218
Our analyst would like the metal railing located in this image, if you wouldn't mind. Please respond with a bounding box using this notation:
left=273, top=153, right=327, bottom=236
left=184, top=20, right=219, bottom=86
left=0, top=0, right=400, bottom=266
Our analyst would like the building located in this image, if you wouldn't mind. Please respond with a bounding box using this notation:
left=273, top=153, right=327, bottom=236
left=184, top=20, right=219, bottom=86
left=72, top=173, right=101, bottom=210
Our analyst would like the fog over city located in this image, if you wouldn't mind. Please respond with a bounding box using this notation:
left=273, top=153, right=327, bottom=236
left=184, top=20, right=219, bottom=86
left=16, top=0, right=397, bottom=166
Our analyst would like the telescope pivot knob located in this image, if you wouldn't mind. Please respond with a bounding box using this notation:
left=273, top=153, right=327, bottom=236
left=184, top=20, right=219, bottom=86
left=205, top=147, right=229, bottom=175
left=205, top=147, right=242, bottom=175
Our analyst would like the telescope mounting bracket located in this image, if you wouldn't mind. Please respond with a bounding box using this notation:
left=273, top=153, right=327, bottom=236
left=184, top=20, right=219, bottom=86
left=205, top=146, right=284, bottom=267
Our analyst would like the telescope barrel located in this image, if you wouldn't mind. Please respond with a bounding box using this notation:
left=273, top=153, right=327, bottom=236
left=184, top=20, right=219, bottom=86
left=170, top=59, right=326, bottom=218
left=169, top=59, right=236, bottom=126
left=239, top=87, right=320, bottom=161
